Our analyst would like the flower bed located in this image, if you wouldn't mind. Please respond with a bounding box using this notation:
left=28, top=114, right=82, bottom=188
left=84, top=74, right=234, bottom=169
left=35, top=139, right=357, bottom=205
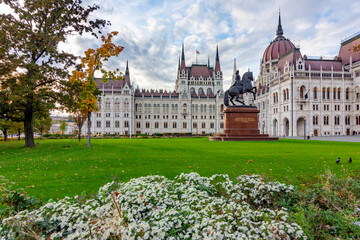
left=0, top=173, right=306, bottom=239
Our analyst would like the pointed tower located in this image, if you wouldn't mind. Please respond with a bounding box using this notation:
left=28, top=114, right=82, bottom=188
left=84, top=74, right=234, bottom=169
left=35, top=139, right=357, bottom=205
left=214, top=44, right=221, bottom=73
left=276, top=9, right=283, bottom=38
left=175, top=43, right=188, bottom=93
left=124, top=60, right=131, bottom=86
left=180, top=42, right=186, bottom=71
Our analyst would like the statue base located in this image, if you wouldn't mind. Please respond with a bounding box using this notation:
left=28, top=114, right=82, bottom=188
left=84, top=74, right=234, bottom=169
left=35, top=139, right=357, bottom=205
left=209, top=106, right=278, bottom=141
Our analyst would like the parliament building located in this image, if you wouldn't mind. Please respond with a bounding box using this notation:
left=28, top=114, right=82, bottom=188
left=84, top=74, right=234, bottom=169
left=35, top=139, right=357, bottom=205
left=90, top=13, right=360, bottom=137
left=90, top=45, right=226, bottom=136
left=254, top=13, right=360, bottom=137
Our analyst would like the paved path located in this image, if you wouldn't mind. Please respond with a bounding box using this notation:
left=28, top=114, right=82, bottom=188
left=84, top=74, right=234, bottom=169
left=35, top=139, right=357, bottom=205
left=281, top=136, right=360, bottom=142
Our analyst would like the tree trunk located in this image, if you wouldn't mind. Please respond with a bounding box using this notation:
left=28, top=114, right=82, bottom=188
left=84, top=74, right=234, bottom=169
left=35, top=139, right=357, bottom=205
left=87, top=113, right=91, bottom=148
left=78, top=123, right=82, bottom=142
left=3, top=129, right=8, bottom=141
left=24, top=103, right=35, bottom=147
left=40, top=129, right=43, bottom=140
left=18, top=129, right=21, bottom=140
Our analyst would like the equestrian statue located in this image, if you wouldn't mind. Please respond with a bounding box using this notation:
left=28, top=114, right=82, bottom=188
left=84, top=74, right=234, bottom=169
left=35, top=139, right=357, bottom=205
left=224, top=70, right=257, bottom=106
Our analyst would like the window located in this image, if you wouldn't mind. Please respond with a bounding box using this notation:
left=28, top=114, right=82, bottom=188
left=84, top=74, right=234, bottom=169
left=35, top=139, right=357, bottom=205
left=334, top=116, right=340, bottom=125
left=173, top=122, right=177, bottom=128
left=124, top=113, right=129, bottom=118
left=327, top=88, right=330, bottom=100
left=210, top=122, right=214, bottom=128
left=164, top=122, right=168, bottom=128
left=183, top=122, right=187, bottom=128
left=220, top=122, right=224, bottom=128
left=96, top=113, right=101, bottom=118
left=136, top=122, right=141, bottom=128
left=300, top=86, right=305, bottom=98
left=106, top=113, right=110, bottom=117
left=333, top=88, right=336, bottom=100
left=202, top=122, right=206, bottom=128
left=313, top=116, right=318, bottom=125
left=115, top=121, right=120, bottom=128
left=346, top=88, right=350, bottom=100
left=106, top=121, right=110, bottom=128
left=115, top=98, right=120, bottom=110
left=337, top=88, right=341, bottom=99
left=96, top=121, right=101, bottom=128
left=155, top=122, right=159, bottom=128
left=193, top=122, right=197, bottom=129
left=106, top=98, right=111, bottom=110
left=323, top=116, right=329, bottom=125
left=313, top=87, right=317, bottom=99
left=115, top=113, right=120, bottom=118
left=124, top=121, right=129, bottom=128
left=146, top=122, right=150, bottom=128
left=345, top=116, right=351, bottom=125
left=322, top=88, right=325, bottom=99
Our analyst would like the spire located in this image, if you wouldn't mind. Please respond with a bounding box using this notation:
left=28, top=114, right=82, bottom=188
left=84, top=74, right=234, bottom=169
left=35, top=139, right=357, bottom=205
left=125, top=60, right=129, bottom=76
left=208, top=56, right=210, bottom=67
left=276, top=8, right=283, bottom=37
left=215, top=44, right=221, bottom=73
left=180, top=43, right=186, bottom=71
left=178, top=56, right=180, bottom=70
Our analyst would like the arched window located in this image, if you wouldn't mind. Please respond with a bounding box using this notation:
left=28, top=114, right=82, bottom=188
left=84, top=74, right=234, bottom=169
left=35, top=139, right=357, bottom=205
left=286, top=89, right=289, bottom=100
left=115, top=98, right=120, bottom=110
left=220, top=104, right=224, bottom=112
left=155, top=122, right=159, bottom=128
left=300, top=86, right=305, bottom=98
left=327, top=88, right=330, bottom=100
left=207, top=88, right=212, bottom=95
left=333, top=88, right=336, bottom=100
left=313, top=87, right=317, bottom=100
left=175, top=104, right=178, bottom=112
left=283, top=89, right=286, bottom=101
left=145, top=122, right=150, bottom=128
left=136, top=122, right=141, bottom=128
left=124, top=121, right=129, bottom=128
left=173, top=122, right=177, bottom=128
left=164, top=122, right=168, bottom=128
left=193, top=122, right=197, bottom=129
left=322, top=88, right=326, bottom=99
left=202, top=122, right=206, bottom=128
left=337, top=88, right=341, bottom=100
left=190, top=87, right=195, bottom=95
left=346, top=88, right=349, bottom=100
left=105, top=98, right=111, bottom=110
left=198, top=88, right=204, bottom=96
left=124, top=98, right=129, bottom=109
left=183, top=122, right=187, bottom=128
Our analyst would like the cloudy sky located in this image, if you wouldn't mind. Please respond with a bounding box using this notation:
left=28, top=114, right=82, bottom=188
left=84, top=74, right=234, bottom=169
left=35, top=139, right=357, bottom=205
left=3, top=0, right=360, bottom=91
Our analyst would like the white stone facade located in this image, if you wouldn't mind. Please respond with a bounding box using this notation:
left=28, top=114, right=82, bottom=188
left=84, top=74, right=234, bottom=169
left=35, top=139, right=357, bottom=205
left=90, top=46, right=226, bottom=136
left=254, top=15, right=360, bottom=137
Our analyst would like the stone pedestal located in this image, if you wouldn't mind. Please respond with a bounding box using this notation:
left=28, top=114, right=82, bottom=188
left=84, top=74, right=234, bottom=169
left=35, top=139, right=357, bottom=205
left=209, top=106, right=278, bottom=141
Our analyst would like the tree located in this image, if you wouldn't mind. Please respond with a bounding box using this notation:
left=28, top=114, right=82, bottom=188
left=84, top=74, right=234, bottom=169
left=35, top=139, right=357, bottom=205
left=10, top=121, right=23, bottom=140
left=0, top=119, right=12, bottom=141
left=59, top=120, right=67, bottom=135
left=33, top=113, right=52, bottom=139
left=0, top=0, right=108, bottom=147
left=68, top=31, right=124, bottom=147
left=72, top=111, right=87, bottom=142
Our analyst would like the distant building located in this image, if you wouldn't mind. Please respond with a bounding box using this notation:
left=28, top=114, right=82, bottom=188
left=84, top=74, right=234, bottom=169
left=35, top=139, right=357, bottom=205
left=90, top=45, right=226, bottom=135
left=254, top=12, right=360, bottom=137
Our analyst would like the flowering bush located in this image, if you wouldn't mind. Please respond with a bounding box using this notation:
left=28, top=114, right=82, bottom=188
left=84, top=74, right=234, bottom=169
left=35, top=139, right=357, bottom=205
left=0, top=173, right=306, bottom=239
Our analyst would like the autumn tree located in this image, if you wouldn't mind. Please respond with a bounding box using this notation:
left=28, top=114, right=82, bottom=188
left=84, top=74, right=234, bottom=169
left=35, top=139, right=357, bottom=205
left=0, top=0, right=109, bottom=147
left=33, top=112, right=52, bottom=139
left=68, top=31, right=124, bottom=147
left=59, top=120, right=68, bottom=135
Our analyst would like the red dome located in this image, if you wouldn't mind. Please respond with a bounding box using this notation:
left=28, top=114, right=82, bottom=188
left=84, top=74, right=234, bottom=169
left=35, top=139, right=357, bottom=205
left=262, top=36, right=295, bottom=63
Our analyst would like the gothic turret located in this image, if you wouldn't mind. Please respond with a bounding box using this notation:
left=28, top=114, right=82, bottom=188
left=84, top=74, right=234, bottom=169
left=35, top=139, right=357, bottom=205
left=214, top=44, right=221, bottom=73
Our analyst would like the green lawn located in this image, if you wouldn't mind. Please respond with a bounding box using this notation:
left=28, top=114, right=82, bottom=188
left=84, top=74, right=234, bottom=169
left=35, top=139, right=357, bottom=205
left=0, top=138, right=359, bottom=200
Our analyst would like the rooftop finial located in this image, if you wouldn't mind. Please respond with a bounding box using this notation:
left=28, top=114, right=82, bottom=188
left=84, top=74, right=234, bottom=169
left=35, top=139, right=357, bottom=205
left=276, top=8, right=283, bottom=37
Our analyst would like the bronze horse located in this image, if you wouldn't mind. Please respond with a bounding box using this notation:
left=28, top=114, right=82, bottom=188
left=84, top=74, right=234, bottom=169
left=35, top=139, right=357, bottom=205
left=224, top=71, right=257, bottom=106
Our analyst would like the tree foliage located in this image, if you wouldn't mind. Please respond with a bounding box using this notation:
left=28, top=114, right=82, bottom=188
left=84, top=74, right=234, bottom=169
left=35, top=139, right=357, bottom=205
left=33, top=112, right=52, bottom=139
left=0, top=0, right=108, bottom=147
left=67, top=31, right=124, bottom=147
left=59, top=120, right=67, bottom=135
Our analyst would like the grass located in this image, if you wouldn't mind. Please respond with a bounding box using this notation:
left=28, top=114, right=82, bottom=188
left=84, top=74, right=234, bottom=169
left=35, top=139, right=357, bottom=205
left=0, top=138, right=359, bottom=200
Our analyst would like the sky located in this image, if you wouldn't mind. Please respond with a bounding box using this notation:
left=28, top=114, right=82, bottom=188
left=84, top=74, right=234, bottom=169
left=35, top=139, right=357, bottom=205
left=2, top=0, right=360, bottom=92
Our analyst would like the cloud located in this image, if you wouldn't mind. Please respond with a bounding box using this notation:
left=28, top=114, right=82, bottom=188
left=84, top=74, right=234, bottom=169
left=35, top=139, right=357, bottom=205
left=10, top=0, right=358, bottom=91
